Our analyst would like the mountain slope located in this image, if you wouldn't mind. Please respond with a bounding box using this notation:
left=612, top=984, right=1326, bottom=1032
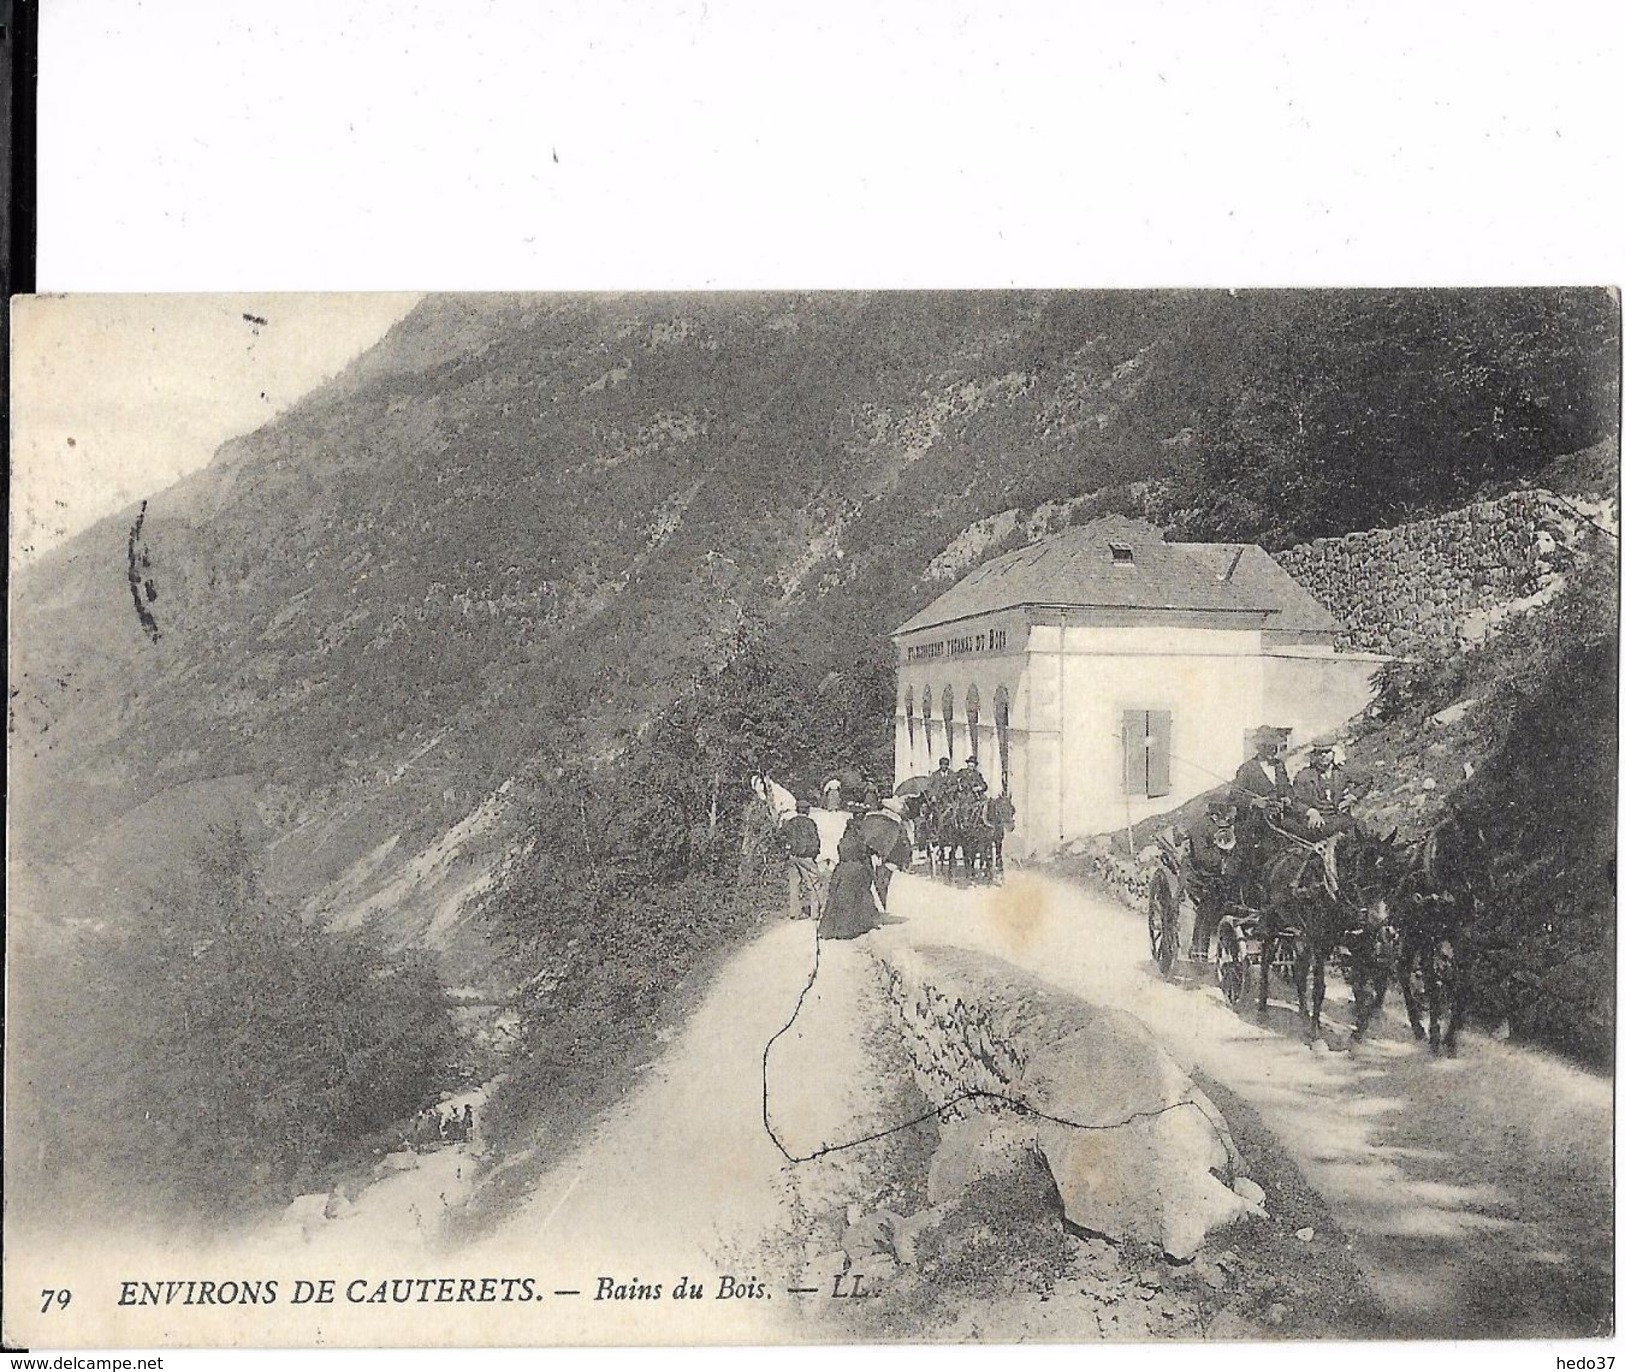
left=9, top=290, right=1617, bottom=951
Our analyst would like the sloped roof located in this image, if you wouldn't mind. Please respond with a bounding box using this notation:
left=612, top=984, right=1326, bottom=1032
left=1180, top=542, right=1343, bottom=634
left=895, top=514, right=1342, bottom=635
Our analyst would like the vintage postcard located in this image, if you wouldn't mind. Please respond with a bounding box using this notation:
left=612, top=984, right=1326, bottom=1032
left=5, top=289, right=1618, bottom=1351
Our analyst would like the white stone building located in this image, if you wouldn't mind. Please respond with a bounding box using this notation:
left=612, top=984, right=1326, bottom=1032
left=893, top=515, right=1386, bottom=856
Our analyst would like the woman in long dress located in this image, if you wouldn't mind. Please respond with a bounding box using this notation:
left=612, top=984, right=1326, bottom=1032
left=818, top=824, right=882, bottom=941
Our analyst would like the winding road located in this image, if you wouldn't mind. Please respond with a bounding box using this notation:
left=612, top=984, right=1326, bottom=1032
left=174, top=867, right=1608, bottom=1346
left=874, top=870, right=1614, bottom=1339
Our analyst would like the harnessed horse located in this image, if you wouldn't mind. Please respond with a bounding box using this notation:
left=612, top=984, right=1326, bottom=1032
left=921, top=791, right=998, bottom=882
left=1388, top=816, right=1485, bottom=1055
left=984, top=794, right=1016, bottom=880
left=1257, top=824, right=1404, bottom=1045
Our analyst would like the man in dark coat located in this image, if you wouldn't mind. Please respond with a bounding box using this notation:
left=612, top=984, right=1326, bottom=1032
left=1293, top=743, right=1360, bottom=836
left=959, top=756, right=989, bottom=798
left=1232, top=728, right=1293, bottom=887
left=781, top=799, right=825, bottom=920
left=1233, top=729, right=1293, bottom=807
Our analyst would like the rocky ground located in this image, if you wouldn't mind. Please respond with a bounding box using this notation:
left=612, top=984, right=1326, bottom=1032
left=878, top=871, right=1613, bottom=1340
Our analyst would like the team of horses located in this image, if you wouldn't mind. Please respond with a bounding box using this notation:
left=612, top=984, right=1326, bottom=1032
left=906, top=789, right=1017, bottom=883
left=1242, top=814, right=1485, bottom=1054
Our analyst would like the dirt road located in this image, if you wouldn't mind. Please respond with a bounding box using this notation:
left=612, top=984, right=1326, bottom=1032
left=213, top=868, right=1608, bottom=1345
left=877, top=871, right=1614, bottom=1339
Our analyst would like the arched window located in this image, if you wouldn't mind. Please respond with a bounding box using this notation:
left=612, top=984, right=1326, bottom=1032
left=994, top=685, right=1011, bottom=796
left=922, top=686, right=934, bottom=764
left=965, top=683, right=981, bottom=761
left=905, top=686, right=916, bottom=753
left=941, top=685, right=956, bottom=762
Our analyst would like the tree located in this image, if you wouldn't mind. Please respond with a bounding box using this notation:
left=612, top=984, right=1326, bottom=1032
left=10, top=825, right=459, bottom=1225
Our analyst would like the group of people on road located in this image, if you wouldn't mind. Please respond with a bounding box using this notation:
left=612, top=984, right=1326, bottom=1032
left=777, top=770, right=922, bottom=943
left=1185, top=729, right=1363, bottom=959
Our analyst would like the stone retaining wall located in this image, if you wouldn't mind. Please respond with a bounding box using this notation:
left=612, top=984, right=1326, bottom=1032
left=1275, top=489, right=1576, bottom=657
left=869, top=938, right=1263, bottom=1259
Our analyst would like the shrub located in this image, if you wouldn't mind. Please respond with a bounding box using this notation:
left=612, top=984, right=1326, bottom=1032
left=9, top=825, right=459, bottom=1226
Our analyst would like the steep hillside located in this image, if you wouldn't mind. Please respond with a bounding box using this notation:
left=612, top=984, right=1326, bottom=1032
left=8, top=288, right=1617, bottom=1227
left=11, top=291, right=1616, bottom=938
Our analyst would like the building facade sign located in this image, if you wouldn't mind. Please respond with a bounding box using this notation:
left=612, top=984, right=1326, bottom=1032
left=904, top=626, right=1010, bottom=662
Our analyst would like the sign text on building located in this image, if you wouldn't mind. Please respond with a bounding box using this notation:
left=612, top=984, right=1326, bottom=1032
left=906, top=627, right=1009, bottom=662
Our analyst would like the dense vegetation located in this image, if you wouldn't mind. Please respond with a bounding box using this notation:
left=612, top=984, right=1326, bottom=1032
left=1152, top=289, right=1619, bottom=548
left=14, top=291, right=1614, bottom=865
left=1363, top=528, right=1619, bottom=1067
left=9, top=827, right=459, bottom=1227
left=478, top=622, right=895, bottom=1159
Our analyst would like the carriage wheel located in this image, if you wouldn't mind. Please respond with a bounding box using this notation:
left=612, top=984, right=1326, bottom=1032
left=1215, top=917, right=1252, bottom=1009
left=1148, top=875, right=1179, bottom=977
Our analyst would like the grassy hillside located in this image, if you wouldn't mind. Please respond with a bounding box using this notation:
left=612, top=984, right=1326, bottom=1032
left=14, top=291, right=1614, bottom=899
left=8, top=290, right=1618, bottom=1210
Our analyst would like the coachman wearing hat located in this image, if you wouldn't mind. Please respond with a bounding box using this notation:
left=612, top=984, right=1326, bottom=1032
left=1231, top=727, right=1293, bottom=882
left=1233, top=728, right=1293, bottom=808
left=1294, top=743, right=1359, bottom=837
left=958, top=755, right=989, bottom=799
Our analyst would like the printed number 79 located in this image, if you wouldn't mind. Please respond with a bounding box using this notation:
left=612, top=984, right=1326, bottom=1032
left=40, top=1288, right=72, bottom=1313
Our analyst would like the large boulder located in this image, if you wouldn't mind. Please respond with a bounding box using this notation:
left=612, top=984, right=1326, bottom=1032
left=874, top=941, right=1263, bottom=1260
left=1020, top=1009, right=1254, bottom=1260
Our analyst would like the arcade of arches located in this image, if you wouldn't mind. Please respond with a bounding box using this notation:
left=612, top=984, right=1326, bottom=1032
left=902, top=680, right=1012, bottom=794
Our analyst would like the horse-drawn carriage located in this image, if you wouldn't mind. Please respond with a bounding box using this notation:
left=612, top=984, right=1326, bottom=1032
left=1148, top=803, right=1415, bottom=1045
left=1146, top=818, right=1296, bottom=1003
left=897, top=780, right=1016, bottom=884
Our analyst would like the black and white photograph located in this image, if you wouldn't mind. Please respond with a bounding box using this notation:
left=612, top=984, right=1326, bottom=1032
left=7, top=1, right=1624, bottom=1362
left=6, top=287, right=1618, bottom=1348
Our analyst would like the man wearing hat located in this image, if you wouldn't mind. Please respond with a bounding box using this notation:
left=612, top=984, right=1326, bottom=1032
left=1294, top=742, right=1359, bottom=836
left=1186, top=794, right=1239, bottom=960
left=1231, top=727, right=1293, bottom=881
left=1233, top=728, right=1293, bottom=808
left=958, top=755, right=989, bottom=799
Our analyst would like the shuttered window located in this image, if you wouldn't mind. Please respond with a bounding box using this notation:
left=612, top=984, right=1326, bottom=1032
left=1122, top=709, right=1172, bottom=798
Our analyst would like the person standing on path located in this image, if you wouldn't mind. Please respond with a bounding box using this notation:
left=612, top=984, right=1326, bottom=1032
left=781, top=798, right=825, bottom=920
left=856, top=794, right=913, bottom=910
left=818, top=824, right=883, bottom=941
